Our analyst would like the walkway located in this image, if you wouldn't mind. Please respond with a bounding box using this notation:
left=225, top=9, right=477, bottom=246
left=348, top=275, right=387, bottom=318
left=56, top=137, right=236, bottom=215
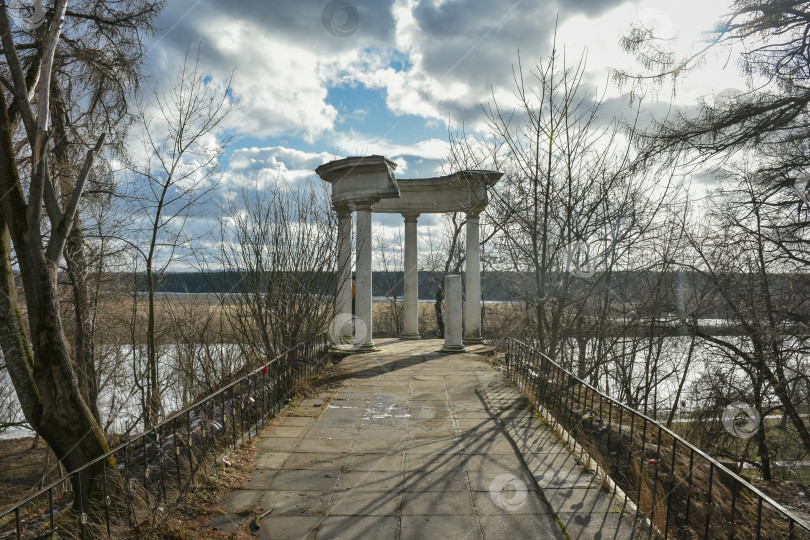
left=218, top=339, right=645, bottom=539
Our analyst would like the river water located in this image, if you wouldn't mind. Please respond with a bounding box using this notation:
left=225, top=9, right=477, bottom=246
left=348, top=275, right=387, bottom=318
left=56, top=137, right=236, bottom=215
left=1, top=325, right=806, bottom=440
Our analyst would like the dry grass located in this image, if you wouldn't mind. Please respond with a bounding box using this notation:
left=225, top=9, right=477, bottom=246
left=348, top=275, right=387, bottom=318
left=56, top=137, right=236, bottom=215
left=92, top=294, right=236, bottom=346
left=91, top=290, right=529, bottom=346
left=157, top=436, right=259, bottom=539
left=372, top=298, right=527, bottom=339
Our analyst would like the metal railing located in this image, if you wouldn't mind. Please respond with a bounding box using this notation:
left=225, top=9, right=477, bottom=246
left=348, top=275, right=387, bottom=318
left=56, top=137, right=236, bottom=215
left=504, top=338, right=810, bottom=540
left=0, top=332, right=329, bottom=539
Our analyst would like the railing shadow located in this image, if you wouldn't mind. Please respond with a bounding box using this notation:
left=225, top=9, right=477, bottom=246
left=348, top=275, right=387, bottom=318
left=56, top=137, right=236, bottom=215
left=504, top=338, right=810, bottom=540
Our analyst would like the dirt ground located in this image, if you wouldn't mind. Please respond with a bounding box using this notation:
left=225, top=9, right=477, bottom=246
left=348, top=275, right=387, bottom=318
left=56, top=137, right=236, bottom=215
left=0, top=437, right=64, bottom=512
left=753, top=478, right=810, bottom=525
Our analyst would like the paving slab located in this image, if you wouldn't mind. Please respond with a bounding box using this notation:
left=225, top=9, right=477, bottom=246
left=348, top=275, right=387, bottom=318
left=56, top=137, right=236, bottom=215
left=258, top=515, right=322, bottom=540
left=405, top=437, right=462, bottom=454
left=260, top=490, right=331, bottom=516
left=480, top=513, right=566, bottom=539
left=471, top=489, right=554, bottom=515
left=296, top=437, right=353, bottom=453
left=243, top=468, right=277, bottom=490
left=466, top=468, right=535, bottom=493
left=404, top=453, right=467, bottom=473
left=255, top=437, right=299, bottom=453
left=466, top=441, right=524, bottom=456
left=401, top=490, right=475, bottom=515
left=335, top=470, right=402, bottom=491
left=356, top=429, right=408, bottom=441
left=328, top=489, right=401, bottom=515
left=222, top=489, right=263, bottom=513
left=318, top=515, right=400, bottom=539
left=265, top=426, right=310, bottom=438
left=401, top=515, right=481, bottom=540
left=220, top=338, right=645, bottom=539
left=343, top=452, right=404, bottom=472
left=463, top=453, right=526, bottom=473
left=408, top=427, right=455, bottom=438
left=403, top=469, right=469, bottom=492
left=288, top=405, right=323, bottom=417
left=270, top=470, right=340, bottom=491
left=556, top=511, right=647, bottom=539
left=544, top=486, right=624, bottom=514
left=284, top=452, right=347, bottom=471
left=306, top=427, right=357, bottom=439
left=275, top=416, right=317, bottom=428
left=526, top=451, right=600, bottom=489
left=298, top=398, right=327, bottom=407
left=352, top=438, right=408, bottom=453
left=254, top=451, right=290, bottom=469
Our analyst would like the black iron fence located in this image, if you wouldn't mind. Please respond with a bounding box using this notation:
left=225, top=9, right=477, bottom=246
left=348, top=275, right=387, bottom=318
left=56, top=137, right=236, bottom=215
left=0, top=332, right=329, bottom=539
left=504, top=338, right=810, bottom=540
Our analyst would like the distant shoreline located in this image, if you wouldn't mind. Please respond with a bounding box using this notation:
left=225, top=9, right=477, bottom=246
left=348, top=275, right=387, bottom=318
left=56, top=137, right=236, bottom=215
left=141, top=291, right=517, bottom=303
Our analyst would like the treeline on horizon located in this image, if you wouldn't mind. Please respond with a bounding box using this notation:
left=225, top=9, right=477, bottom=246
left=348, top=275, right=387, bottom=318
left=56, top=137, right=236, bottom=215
left=109, top=270, right=810, bottom=320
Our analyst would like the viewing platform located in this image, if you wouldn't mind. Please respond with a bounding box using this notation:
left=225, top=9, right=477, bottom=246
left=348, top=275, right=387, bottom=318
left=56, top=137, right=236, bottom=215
left=219, top=339, right=644, bottom=539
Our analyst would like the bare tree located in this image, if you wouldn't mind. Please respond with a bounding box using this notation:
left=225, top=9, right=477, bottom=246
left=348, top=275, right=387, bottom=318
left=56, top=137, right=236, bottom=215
left=682, top=162, right=810, bottom=473
left=374, top=227, right=404, bottom=338
left=0, top=360, right=26, bottom=434
left=46, top=0, right=162, bottom=426
left=422, top=212, right=466, bottom=338
left=119, top=50, right=233, bottom=427
left=164, top=291, right=237, bottom=402
left=457, top=38, right=682, bottom=371
left=217, top=180, right=338, bottom=362
left=0, top=0, right=161, bottom=499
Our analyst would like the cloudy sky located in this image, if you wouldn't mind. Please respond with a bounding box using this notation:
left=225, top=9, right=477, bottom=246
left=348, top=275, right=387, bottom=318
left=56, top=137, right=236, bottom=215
left=141, top=0, right=744, bottom=184
left=128, top=0, right=752, bottom=270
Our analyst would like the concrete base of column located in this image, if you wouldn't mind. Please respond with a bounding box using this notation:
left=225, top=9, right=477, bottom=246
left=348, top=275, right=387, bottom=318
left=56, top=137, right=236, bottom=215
left=462, top=336, right=483, bottom=345
left=355, top=343, right=379, bottom=353
left=440, top=274, right=465, bottom=354
left=400, top=333, right=421, bottom=340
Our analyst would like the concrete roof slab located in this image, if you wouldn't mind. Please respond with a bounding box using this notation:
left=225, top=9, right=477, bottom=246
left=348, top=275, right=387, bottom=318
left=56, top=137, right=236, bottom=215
left=372, top=170, right=502, bottom=214
left=315, top=155, right=399, bottom=206
left=316, top=155, right=503, bottom=214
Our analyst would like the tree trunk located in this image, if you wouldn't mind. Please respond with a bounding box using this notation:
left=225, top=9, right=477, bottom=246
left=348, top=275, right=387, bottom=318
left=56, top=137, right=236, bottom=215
left=146, top=261, right=161, bottom=427
left=761, top=363, right=810, bottom=455
left=64, top=225, right=101, bottom=424
left=752, top=384, right=772, bottom=481
left=434, top=286, right=444, bottom=338
left=666, top=328, right=698, bottom=429
left=0, top=218, right=111, bottom=501
left=51, top=83, right=101, bottom=424
left=0, top=95, right=111, bottom=504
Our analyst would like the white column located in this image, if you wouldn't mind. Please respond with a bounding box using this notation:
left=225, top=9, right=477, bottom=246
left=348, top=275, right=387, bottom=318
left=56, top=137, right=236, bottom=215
left=463, top=211, right=483, bottom=344
left=335, top=206, right=353, bottom=343
left=440, top=274, right=465, bottom=353
left=355, top=201, right=377, bottom=352
left=401, top=213, right=421, bottom=340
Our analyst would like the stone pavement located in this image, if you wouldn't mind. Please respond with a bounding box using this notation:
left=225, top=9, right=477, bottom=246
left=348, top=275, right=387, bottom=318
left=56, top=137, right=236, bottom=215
left=217, top=339, right=647, bottom=539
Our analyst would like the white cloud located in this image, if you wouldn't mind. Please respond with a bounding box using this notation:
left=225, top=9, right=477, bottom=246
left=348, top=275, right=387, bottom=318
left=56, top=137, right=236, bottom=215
left=328, top=132, right=448, bottom=162
left=230, top=146, right=335, bottom=173
left=556, top=0, right=746, bottom=106
left=204, top=26, right=339, bottom=141
left=222, top=146, right=340, bottom=195
left=146, top=0, right=739, bottom=145
left=392, top=157, right=408, bottom=173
